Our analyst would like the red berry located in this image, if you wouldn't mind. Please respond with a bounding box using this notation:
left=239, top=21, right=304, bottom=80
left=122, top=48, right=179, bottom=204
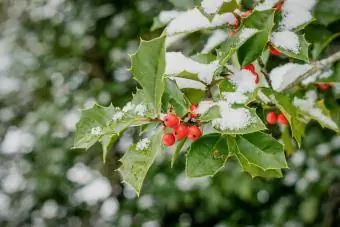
left=274, top=1, right=284, bottom=11
left=174, top=124, right=189, bottom=140
left=318, top=83, right=331, bottom=91
left=162, top=133, right=175, bottom=146
left=266, top=112, right=278, bottom=125
left=242, top=64, right=255, bottom=73
left=187, top=126, right=202, bottom=141
left=277, top=113, right=288, bottom=125
left=189, top=104, right=199, bottom=118
left=163, top=114, right=180, bottom=128
left=242, top=10, right=252, bottom=18
left=270, top=46, right=281, bottom=56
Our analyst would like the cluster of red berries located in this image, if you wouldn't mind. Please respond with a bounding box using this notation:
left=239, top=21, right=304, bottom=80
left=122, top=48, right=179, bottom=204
left=242, top=64, right=260, bottom=84
left=162, top=105, right=202, bottom=147
left=266, top=112, right=288, bottom=125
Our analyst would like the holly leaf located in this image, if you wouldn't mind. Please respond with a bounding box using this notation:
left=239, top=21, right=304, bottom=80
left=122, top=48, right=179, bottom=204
left=164, top=79, right=190, bottom=117
left=261, top=88, right=306, bottom=146
left=238, top=9, right=275, bottom=66
left=171, top=139, right=187, bottom=168
left=186, top=134, right=230, bottom=177
left=218, top=0, right=240, bottom=14
left=235, top=152, right=283, bottom=178
left=118, top=127, right=163, bottom=196
left=73, top=104, right=116, bottom=149
left=199, top=105, right=221, bottom=122
left=130, top=36, right=166, bottom=115
left=182, top=88, right=206, bottom=104
left=236, top=132, right=288, bottom=170
left=101, top=134, right=118, bottom=163
left=169, top=0, right=194, bottom=9
left=272, top=34, right=310, bottom=62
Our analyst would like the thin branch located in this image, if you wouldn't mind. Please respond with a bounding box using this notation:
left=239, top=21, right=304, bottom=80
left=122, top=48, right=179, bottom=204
left=282, top=50, right=340, bottom=91
left=258, top=58, right=273, bottom=89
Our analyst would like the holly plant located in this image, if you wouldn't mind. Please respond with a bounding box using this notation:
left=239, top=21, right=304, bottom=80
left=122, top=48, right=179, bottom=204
left=73, top=0, right=340, bottom=195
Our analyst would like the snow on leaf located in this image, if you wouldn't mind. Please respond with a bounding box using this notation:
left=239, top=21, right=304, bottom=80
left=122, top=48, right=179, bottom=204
left=165, top=8, right=236, bottom=36
left=165, top=52, right=219, bottom=84
left=118, top=127, right=163, bottom=196
left=201, top=0, right=225, bottom=14
left=228, top=69, right=257, bottom=93
left=239, top=28, right=259, bottom=43
left=202, top=30, right=229, bottom=53
left=269, top=63, right=312, bottom=91
left=293, top=97, right=339, bottom=132
left=169, top=77, right=206, bottom=90
left=271, top=31, right=300, bottom=54
left=279, top=0, right=317, bottom=30
left=302, top=69, right=333, bottom=85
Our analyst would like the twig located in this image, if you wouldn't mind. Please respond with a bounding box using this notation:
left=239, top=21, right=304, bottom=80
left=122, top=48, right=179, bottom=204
left=282, top=50, right=340, bottom=91
left=258, top=58, right=273, bottom=89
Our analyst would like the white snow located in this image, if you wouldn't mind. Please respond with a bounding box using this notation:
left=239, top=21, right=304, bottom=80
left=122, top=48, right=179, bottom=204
left=165, top=8, right=236, bottom=36
left=166, top=33, right=187, bottom=47
left=169, top=77, right=206, bottom=90
left=159, top=10, right=183, bottom=24
left=257, top=90, right=271, bottom=104
left=293, top=97, right=338, bottom=130
left=239, top=28, right=258, bottom=43
left=91, top=126, right=102, bottom=135
left=122, top=102, right=135, bottom=112
left=112, top=111, right=124, bottom=121
left=255, top=0, right=280, bottom=11
left=269, top=63, right=312, bottom=91
left=197, top=100, right=216, bottom=114
left=202, top=30, right=229, bottom=53
left=228, top=69, right=257, bottom=93
left=212, top=101, right=253, bottom=130
left=271, top=31, right=300, bottom=53
left=222, top=92, right=248, bottom=104
left=302, top=69, right=333, bottom=85
left=136, top=138, right=151, bottom=151
left=134, top=104, right=147, bottom=116
left=201, top=0, right=231, bottom=14
left=165, top=52, right=219, bottom=84
left=280, top=0, right=316, bottom=30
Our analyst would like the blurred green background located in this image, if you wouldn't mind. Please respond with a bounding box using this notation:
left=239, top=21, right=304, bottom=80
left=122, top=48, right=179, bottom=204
left=0, top=0, right=340, bottom=226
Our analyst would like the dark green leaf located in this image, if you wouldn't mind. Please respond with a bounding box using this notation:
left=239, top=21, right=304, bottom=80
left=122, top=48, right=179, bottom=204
left=131, top=36, right=166, bottom=115
left=164, top=79, right=190, bottom=117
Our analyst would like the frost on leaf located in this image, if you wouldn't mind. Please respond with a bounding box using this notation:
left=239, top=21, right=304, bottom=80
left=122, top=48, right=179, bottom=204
left=302, top=69, right=333, bottom=85
left=269, top=63, right=312, bottom=91
left=136, top=138, right=151, bottom=151
left=134, top=104, right=147, bottom=116
left=239, top=28, right=259, bottom=43
left=112, top=111, right=124, bottom=121
left=255, top=0, right=281, bottom=11
left=201, top=0, right=226, bottom=14
left=271, top=31, right=300, bottom=54
left=165, top=8, right=236, bottom=36
left=165, top=52, right=219, bottom=84
left=91, top=126, right=102, bottom=136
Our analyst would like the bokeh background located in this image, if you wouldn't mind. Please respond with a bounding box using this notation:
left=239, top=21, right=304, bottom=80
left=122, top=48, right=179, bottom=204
left=1, top=0, right=340, bottom=226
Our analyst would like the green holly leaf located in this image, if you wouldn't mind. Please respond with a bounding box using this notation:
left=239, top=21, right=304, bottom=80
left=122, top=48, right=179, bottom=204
left=182, top=88, right=206, bottom=104
left=73, top=104, right=116, bottom=149
left=235, top=152, right=283, bottom=178
left=175, top=71, right=200, bottom=82
left=164, top=79, right=190, bottom=117
left=171, top=139, right=187, bottom=168
left=272, top=34, right=310, bottom=62
left=101, top=134, right=118, bottom=163
left=314, top=0, right=340, bottom=26
left=186, top=134, right=230, bottom=177
left=118, top=127, right=163, bottom=196
left=238, top=9, right=275, bottom=66
left=191, top=52, right=217, bottom=63
left=130, top=36, right=166, bottom=115
left=218, top=0, right=240, bottom=14
left=236, top=132, right=288, bottom=170
left=199, top=105, right=221, bottom=122
left=261, top=88, right=306, bottom=146
left=219, top=26, right=261, bottom=65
